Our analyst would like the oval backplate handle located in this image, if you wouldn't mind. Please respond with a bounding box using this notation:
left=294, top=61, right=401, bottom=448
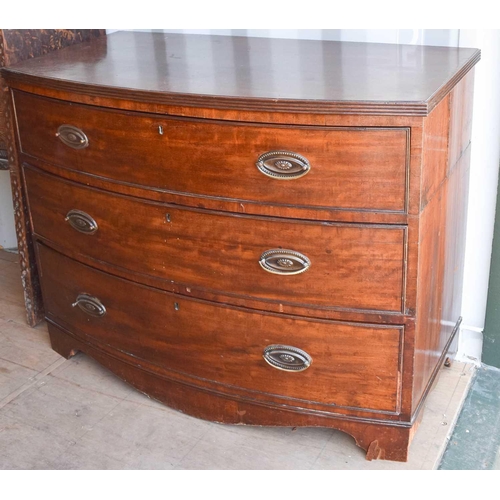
left=256, top=150, right=310, bottom=180
left=65, top=209, right=98, bottom=234
left=56, top=124, right=89, bottom=149
left=72, top=293, right=106, bottom=318
left=263, top=345, right=312, bottom=372
left=259, top=249, right=311, bottom=275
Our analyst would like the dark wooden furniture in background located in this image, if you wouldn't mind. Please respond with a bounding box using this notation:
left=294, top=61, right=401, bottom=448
left=1, top=32, right=480, bottom=461
left=0, top=29, right=105, bottom=323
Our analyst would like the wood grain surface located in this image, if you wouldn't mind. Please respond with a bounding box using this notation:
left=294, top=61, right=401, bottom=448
left=15, top=91, right=409, bottom=213
left=25, top=165, right=406, bottom=314
left=2, top=32, right=480, bottom=116
left=412, top=71, right=474, bottom=411
left=38, top=243, right=403, bottom=414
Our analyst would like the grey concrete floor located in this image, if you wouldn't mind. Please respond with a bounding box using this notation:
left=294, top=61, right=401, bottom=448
left=0, top=249, right=473, bottom=469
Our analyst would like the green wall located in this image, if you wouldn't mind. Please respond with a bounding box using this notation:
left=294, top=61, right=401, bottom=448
left=483, top=170, right=500, bottom=368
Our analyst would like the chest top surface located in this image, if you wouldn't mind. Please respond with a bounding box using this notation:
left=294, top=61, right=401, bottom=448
left=1, top=31, right=480, bottom=116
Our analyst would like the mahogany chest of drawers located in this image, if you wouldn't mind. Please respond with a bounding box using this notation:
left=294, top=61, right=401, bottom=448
left=1, top=32, right=480, bottom=462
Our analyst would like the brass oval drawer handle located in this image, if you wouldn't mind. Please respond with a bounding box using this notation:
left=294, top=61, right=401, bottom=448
left=259, top=249, right=311, bottom=275
left=256, top=150, right=310, bottom=180
left=263, top=345, right=312, bottom=372
left=72, top=293, right=106, bottom=317
left=65, top=209, right=98, bottom=234
left=56, top=124, right=89, bottom=149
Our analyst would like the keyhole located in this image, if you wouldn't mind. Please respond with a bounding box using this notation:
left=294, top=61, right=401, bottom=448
left=166, top=213, right=171, bottom=223
left=158, top=125, right=164, bottom=135
left=174, top=302, right=179, bottom=311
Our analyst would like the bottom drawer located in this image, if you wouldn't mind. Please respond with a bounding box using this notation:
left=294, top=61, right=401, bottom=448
left=37, top=243, right=403, bottom=414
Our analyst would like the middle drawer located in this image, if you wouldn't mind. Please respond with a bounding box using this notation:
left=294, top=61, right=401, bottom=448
left=25, top=165, right=406, bottom=314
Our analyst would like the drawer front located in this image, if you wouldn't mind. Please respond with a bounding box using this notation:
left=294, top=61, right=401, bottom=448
left=15, top=91, right=408, bottom=213
left=37, top=244, right=403, bottom=413
left=25, top=166, right=406, bottom=313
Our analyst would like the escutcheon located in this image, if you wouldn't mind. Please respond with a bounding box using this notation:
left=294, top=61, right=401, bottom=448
left=56, top=124, right=89, bottom=149
left=259, top=249, right=311, bottom=275
left=256, top=150, right=310, bottom=179
left=65, top=209, right=98, bottom=234
left=263, top=345, right=312, bottom=372
left=72, top=293, right=106, bottom=317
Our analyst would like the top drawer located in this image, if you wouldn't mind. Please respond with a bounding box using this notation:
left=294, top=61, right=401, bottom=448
left=14, top=91, right=409, bottom=213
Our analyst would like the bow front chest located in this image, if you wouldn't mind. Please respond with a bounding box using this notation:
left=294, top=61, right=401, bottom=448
left=1, top=32, right=480, bottom=461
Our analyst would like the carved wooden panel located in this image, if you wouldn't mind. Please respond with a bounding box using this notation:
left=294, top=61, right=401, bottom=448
left=0, top=33, right=8, bottom=168
left=1, top=29, right=105, bottom=67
